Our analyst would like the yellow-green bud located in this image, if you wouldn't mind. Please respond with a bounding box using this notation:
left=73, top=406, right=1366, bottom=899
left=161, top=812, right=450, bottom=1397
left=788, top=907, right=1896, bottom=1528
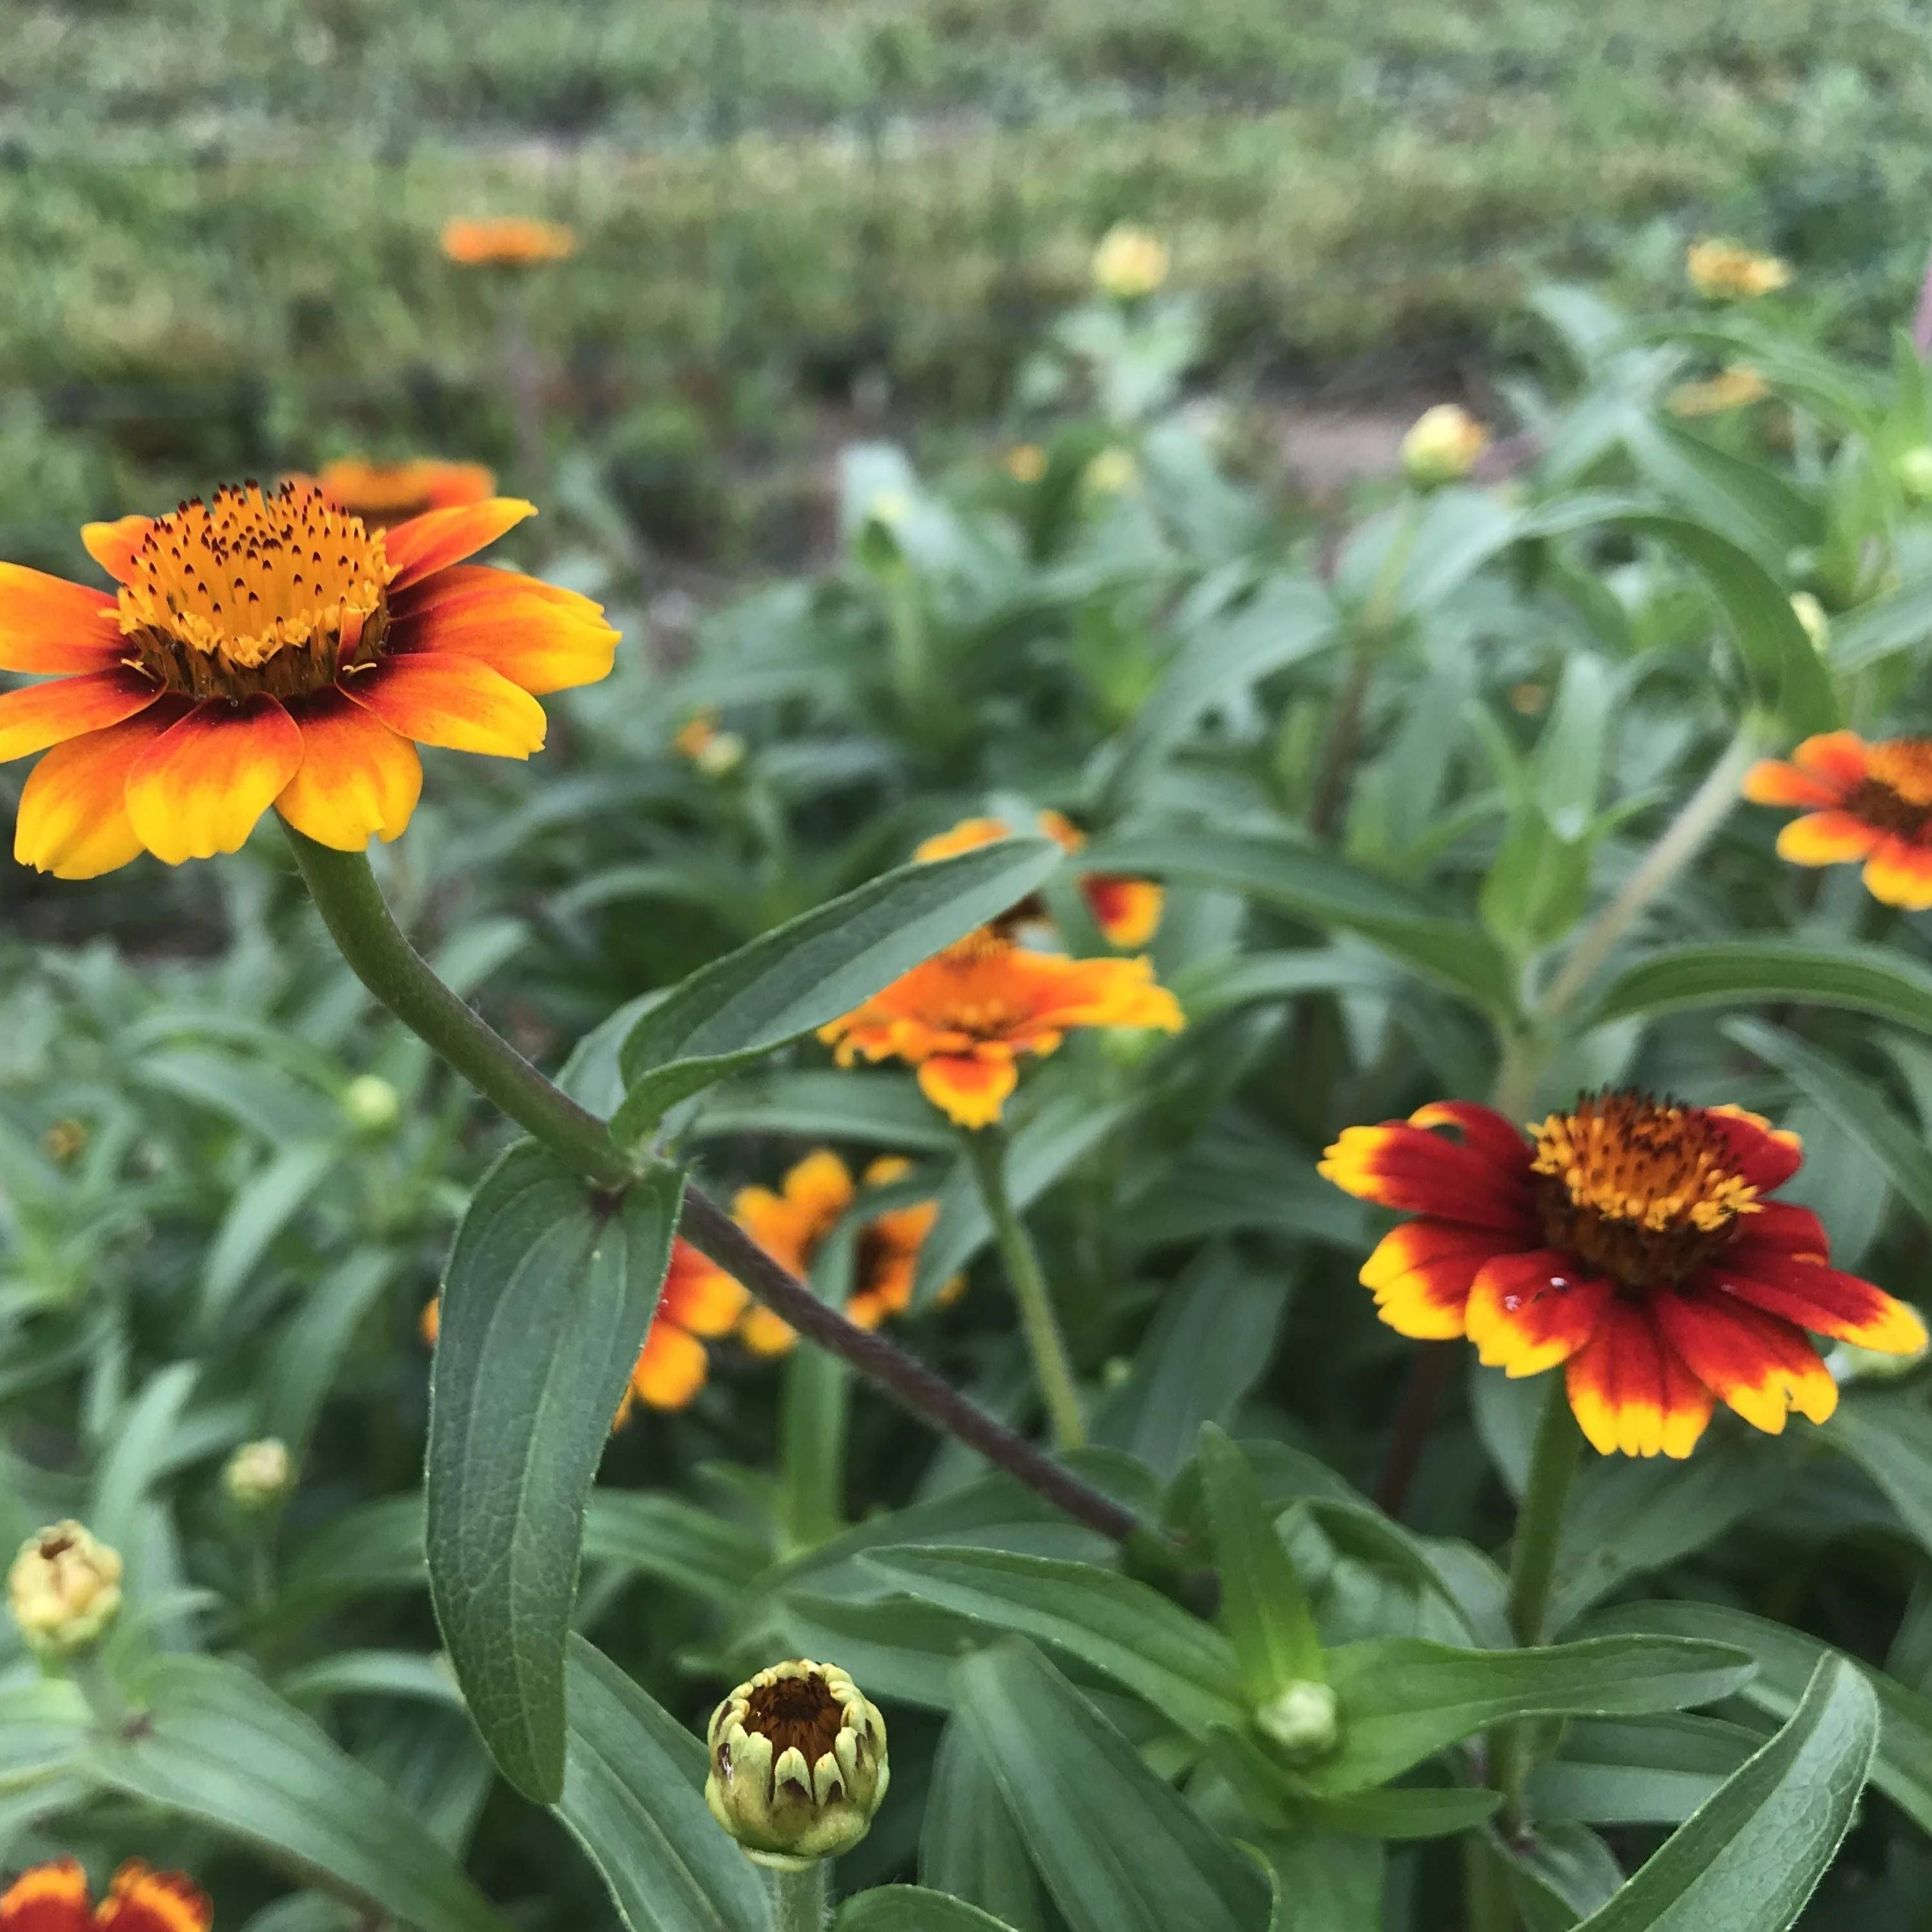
left=341, top=1074, right=400, bottom=1134
left=1829, top=1335, right=1930, bottom=1384
left=1257, top=1680, right=1340, bottom=1760
left=42, top=1119, right=87, bottom=1164
left=224, top=1438, right=294, bottom=1510
left=1084, top=447, right=1138, bottom=495
left=8, top=1522, right=122, bottom=1658
left=694, top=730, right=747, bottom=778
left=1091, top=225, right=1170, bottom=301
left=705, top=1660, right=889, bottom=1868
left=1401, top=404, right=1488, bottom=487
left=1789, top=592, right=1829, bottom=654
left=1897, top=446, right=1932, bottom=503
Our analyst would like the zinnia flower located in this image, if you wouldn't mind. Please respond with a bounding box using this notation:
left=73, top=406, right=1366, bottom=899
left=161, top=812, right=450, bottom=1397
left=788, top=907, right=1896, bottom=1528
left=1686, top=239, right=1791, bottom=300
left=729, top=1149, right=960, bottom=1354
left=915, top=811, right=1164, bottom=949
left=1, top=483, right=615, bottom=876
left=1667, top=364, right=1771, bottom=417
left=441, top=216, right=576, bottom=267
left=1744, top=731, right=1932, bottom=909
left=1322, top=1092, right=1926, bottom=1458
left=425, top=1238, right=748, bottom=1418
left=820, top=929, right=1184, bottom=1128
left=1, top=1858, right=210, bottom=1932
left=308, top=458, right=497, bottom=527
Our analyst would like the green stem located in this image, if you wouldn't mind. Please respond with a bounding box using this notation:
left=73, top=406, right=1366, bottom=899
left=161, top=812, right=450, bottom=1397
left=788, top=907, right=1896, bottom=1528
left=966, top=1129, right=1087, bottom=1451
left=765, top=1858, right=828, bottom=1932
left=1494, top=1378, right=1587, bottom=1838
left=1462, top=1832, right=1514, bottom=1932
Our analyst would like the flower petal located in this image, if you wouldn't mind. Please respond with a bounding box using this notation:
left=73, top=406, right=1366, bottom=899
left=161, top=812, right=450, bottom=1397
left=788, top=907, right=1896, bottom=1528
left=1318, top=1122, right=1532, bottom=1229
left=1703, top=1104, right=1804, bottom=1192
left=12, top=703, right=186, bottom=879
left=274, top=689, right=423, bottom=850
left=94, top=1864, right=212, bottom=1932
left=125, top=696, right=305, bottom=864
left=1653, top=1293, right=1836, bottom=1435
left=630, top=1321, right=709, bottom=1410
left=1358, top=1219, right=1501, bottom=1338
left=1791, top=730, right=1871, bottom=793
left=1737, top=1200, right=1829, bottom=1258
left=1863, top=836, right=1932, bottom=911
left=1742, top=757, right=1840, bottom=808
left=739, top=1303, right=798, bottom=1356
left=0, top=667, right=159, bottom=763
left=341, top=653, right=546, bottom=758
left=1464, top=1251, right=1613, bottom=1376
left=659, top=1240, right=748, bottom=1337
left=1711, top=1251, right=1929, bottom=1353
left=0, top=564, right=123, bottom=673
left=918, top=1052, right=1018, bottom=1127
left=1564, top=1303, right=1714, bottom=1459
left=1407, top=1100, right=1534, bottom=1170
left=1776, top=810, right=1880, bottom=866
left=0, top=1857, right=92, bottom=1932
left=81, top=515, right=156, bottom=583
left=1082, top=874, right=1164, bottom=948
left=392, top=570, right=618, bottom=694
left=383, top=498, right=536, bottom=590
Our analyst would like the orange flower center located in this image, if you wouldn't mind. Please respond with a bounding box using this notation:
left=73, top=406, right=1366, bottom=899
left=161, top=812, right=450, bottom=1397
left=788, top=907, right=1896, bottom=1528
left=1530, top=1092, right=1759, bottom=1289
left=1848, top=739, right=1932, bottom=836
left=916, top=934, right=1034, bottom=1039
left=117, top=482, right=393, bottom=702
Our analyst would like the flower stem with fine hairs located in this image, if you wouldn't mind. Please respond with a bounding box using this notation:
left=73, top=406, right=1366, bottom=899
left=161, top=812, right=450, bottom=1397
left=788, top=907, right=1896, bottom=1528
left=766, top=1860, right=829, bottom=1932
left=284, top=829, right=1158, bottom=1558
left=965, top=1127, right=1088, bottom=1451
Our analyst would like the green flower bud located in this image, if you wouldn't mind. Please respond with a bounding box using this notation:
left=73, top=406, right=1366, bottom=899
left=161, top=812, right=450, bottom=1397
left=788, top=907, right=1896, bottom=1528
left=1256, top=1680, right=1340, bottom=1761
left=224, top=1438, right=295, bottom=1510
left=341, top=1074, right=400, bottom=1134
left=8, top=1522, right=122, bottom=1659
left=1897, top=445, right=1932, bottom=503
left=1401, top=404, right=1488, bottom=487
left=705, top=1660, right=889, bottom=1868
left=1789, top=592, right=1829, bottom=654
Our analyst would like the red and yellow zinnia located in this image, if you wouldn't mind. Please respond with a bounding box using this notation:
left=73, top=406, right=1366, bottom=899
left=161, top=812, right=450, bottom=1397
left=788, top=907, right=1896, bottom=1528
left=1, top=483, right=615, bottom=877
left=820, top=928, right=1183, bottom=1129
left=1322, top=1091, right=1926, bottom=1458
left=1744, top=730, right=1932, bottom=909
left=1, top=1857, right=210, bottom=1932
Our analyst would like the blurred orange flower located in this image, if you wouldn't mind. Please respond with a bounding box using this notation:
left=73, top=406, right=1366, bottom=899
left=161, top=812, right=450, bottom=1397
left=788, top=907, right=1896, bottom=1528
left=1667, top=364, right=1771, bottom=417
left=1, top=1857, right=210, bottom=1932
left=730, top=1149, right=960, bottom=1354
left=441, top=216, right=577, bottom=267
left=2, top=483, right=614, bottom=877
left=820, top=929, right=1183, bottom=1128
left=1686, top=239, right=1791, bottom=300
left=1322, top=1092, right=1925, bottom=1458
left=308, top=458, right=498, bottom=528
left=1745, top=730, right=1932, bottom=909
left=915, top=810, right=1164, bottom=949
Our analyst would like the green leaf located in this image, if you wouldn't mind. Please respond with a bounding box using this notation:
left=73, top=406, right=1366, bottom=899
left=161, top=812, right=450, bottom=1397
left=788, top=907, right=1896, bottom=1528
left=83, top=1654, right=510, bottom=1932
left=838, top=1889, right=1024, bottom=1932
left=1079, top=829, right=1517, bottom=1016
left=427, top=1143, right=684, bottom=1802
left=581, top=1491, right=770, bottom=1607
left=1723, top=1018, right=1932, bottom=1227
left=865, top=1546, right=1245, bottom=1738
left=1196, top=1424, right=1324, bottom=1700
left=1531, top=1715, right=1759, bottom=1826
left=690, top=1069, right=956, bottom=1152
left=261, top=1249, right=401, bottom=1454
left=1305, top=1636, right=1755, bottom=1795
left=1566, top=1657, right=1877, bottom=1932
left=920, top=1719, right=1047, bottom=1932
left=1820, top=1392, right=1932, bottom=1561
left=1311, top=1785, right=1502, bottom=1841
left=613, top=838, right=1060, bottom=1142
left=956, top=1642, right=1271, bottom=1932
left=1591, top=938, right=1932, bottom=1036
left=1829, top=565, right=1932, bottom=673
left=1585, top=1600, right=1932, bottom=1835
left=552, top=1637, right=769, bottom=1932
left=1249, top=1832, right=1384, bottom=1932
left=199, top=1141, right=338, bottom=1328
left=1620, top=415, right=1818, bottom=568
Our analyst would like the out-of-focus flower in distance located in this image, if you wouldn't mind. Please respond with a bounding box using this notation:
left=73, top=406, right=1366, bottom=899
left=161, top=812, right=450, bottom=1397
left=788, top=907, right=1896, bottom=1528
left=309, top=458, right=497, bottom=528
left=1083, top=447, right=1138, bottom=494
left=0, top=1858, right=212, bottom=1932
left=674, top=710, right=746, bottom=778
left=341, top=1073, right=401, bottom=1132
left=2, top=484, right=616, bottom=877
left=1401, top=404, right=1488, bottom=486
left=1745, top=730, right=1932, bottom=909
left=1687, top=238, right=1791, bottom=300
left=441, top=216, right=577, bottom=267
left=223, top=1437, right=294, bottom=1510
left=1668, top=363, right=1771, bottom=417
left=1091, top=224, right=1170, bottom=301
left=1004, top=443, right=1048, bottom=484
left=41, top=1118, right=86, bottom=1163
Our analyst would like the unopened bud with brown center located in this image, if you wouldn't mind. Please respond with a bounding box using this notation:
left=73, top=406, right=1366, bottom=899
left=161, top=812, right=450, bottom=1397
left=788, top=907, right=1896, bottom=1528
left=8, top=1522, right=122, bottom=1658
left=705, top=1660, right=889, bottom=1867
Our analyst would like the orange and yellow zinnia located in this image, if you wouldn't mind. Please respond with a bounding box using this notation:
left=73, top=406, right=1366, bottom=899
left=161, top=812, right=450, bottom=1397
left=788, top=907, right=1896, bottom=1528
left=441, top=217, right=577, bottom=267
left=820, top=929, right=1183, bottom=1128
left=1744, top=730, right=1932, bottom=909
left=915, top=810, right=1164, bottom=949
left=1686, top=239, right=1791, bottom=301
left=308, top=458, right=498, bottom=528
left=1, top=1858, right=210, bottom=1932
left=1, top=482, right=615, bottom=876
left=729, top=1149, right=960, bottom=1354
left=1322, top=1091, right=1926, bottom=1458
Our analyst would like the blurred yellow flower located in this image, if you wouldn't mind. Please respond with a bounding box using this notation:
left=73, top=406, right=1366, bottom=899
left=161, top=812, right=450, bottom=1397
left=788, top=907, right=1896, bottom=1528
left=1085, top=448, right=1138, bottom=494
left=1686, top=239, right=1791, bottom=301
left=1401, top=404, right=1488, bottom=485
left=441, top=216, right=578, bottom=267
left=1091, top=225, right=1170, bottom=300
left=1005, top=444, right=1048, bottom=484
left=1667, top=364, right=1771, bottom=417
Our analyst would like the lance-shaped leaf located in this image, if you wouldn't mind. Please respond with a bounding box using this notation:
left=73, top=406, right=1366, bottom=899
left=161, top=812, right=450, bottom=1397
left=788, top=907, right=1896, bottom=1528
left=839, top=1891, right=1025, bottom=1932
left=427, top=1144, right=684, bottom=1802
left=614, top=837, right=1060, bottom=1142
left=1589, top=938, right=1932, bottom=1036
